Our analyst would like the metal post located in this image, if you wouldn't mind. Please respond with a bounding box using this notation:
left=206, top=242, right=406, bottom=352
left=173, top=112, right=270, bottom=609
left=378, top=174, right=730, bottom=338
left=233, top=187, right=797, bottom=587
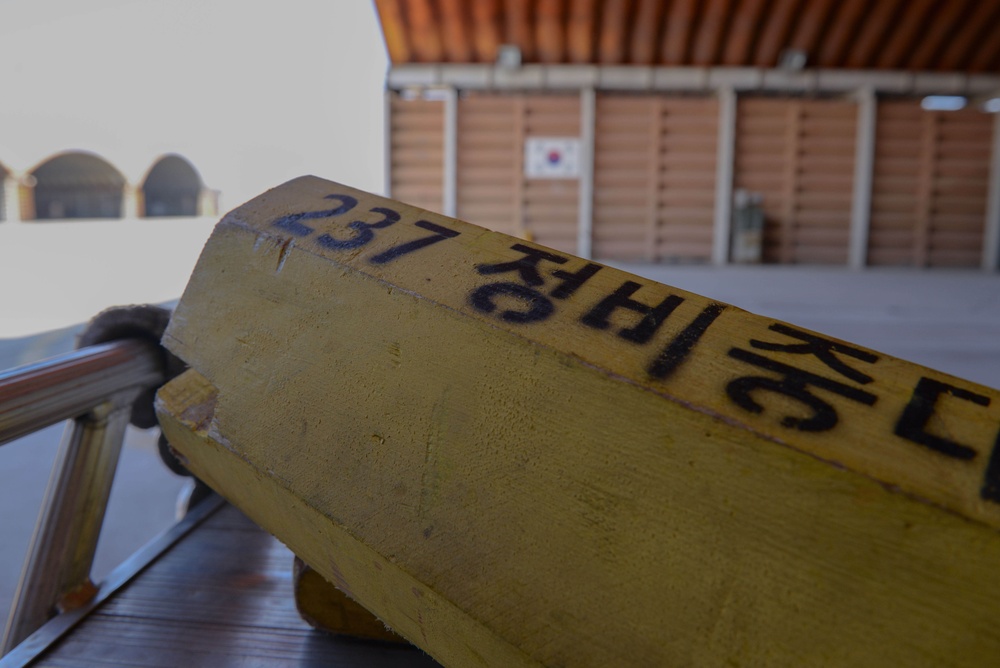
left=850, top=86, right=876, bottom=269
left=443, top=86, right=458, bottom=218
left=712, top=86, right=736, bottom=265
left=577, top=87, right=596, bottom=260
left=0, top=337, right=164, bottom=654
left=2, top=396, right=134, bottom=653
left=0, top=340, right=163, bottom=447
left=983, top=111, right=1000, bottom=272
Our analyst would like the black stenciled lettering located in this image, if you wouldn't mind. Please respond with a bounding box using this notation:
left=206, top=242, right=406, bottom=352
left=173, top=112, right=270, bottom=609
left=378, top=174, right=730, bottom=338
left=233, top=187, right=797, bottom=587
left=726, top=348, right=877, bottom=432
left=469, top=282, right=554, bottom=324
left=894, top=377, right=989, bottom=460
left=369, top=220, right=460, bottom=265
left=469, top=244, right=578, bottom=324
left=750, top=323, right=879, bottom=384
left=582, top=281, right=683, bottom=344
left=316, top=206, right=400, bottom=250
left=982, top=433, right=1000, bottom=503
left=648, top=303, right=726, bottom=379
left=550, top=263, right=602, bottom=299
left=476, top=244, right=567, bottom=286
left=271, top=194, right=358, bottom=236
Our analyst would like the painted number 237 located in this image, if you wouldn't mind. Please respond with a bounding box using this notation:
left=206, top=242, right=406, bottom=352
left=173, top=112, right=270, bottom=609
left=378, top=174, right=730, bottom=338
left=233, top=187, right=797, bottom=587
left=271, top=194, right=459, bottom=265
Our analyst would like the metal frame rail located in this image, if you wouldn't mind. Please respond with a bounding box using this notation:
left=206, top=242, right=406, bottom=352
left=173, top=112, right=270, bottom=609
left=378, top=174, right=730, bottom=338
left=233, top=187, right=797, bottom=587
left=0, top=338, right=165, bottom=655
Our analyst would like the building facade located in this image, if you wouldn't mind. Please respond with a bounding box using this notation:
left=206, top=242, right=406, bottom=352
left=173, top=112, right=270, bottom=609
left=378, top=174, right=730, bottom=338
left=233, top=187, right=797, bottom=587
left=376, top=1, right=1000, bottom=270
left=0, top=150, right=219, bottom=222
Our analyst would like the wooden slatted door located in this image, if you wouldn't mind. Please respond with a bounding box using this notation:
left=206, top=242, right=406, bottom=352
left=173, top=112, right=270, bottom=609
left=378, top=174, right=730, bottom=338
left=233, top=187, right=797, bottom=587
left=735, top=98, right=856, bottom=264
left=456, top=93, right=580, bottom=253
left=657, top=98, right=718, bottom=262
left=592, top=96, right=652, bottom=260
left=456, top=95, right=519, bottom=237
left=388, top=93, right=444, bottom=215
left=869, top=101, right=992, bottom=267
left=592, top=95, right=718, bottom=262
left=523, top=96, right=580, bottom=253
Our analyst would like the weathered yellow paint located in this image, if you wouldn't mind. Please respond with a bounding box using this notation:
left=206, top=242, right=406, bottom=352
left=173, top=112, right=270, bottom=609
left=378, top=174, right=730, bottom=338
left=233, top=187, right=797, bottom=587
left=293, top=557, right=409, bottom=643
left=156, top=176, right=1000, bottom=667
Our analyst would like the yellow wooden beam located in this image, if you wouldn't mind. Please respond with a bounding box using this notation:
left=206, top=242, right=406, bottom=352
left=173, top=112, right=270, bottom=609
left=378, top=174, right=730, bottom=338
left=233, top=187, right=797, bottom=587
left=157, top=176, right=1000, bottom=667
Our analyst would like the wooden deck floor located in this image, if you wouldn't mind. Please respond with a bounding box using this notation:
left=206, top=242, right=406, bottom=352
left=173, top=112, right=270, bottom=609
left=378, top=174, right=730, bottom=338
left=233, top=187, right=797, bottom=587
left=32, top=502, right=440, bottom=667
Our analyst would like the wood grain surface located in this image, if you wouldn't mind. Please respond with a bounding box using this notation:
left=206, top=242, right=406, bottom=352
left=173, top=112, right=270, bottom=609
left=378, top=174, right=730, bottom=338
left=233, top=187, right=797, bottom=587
left=156, top=176, right=1000, bottom=667
left=33, top=503, right=438, bottom=667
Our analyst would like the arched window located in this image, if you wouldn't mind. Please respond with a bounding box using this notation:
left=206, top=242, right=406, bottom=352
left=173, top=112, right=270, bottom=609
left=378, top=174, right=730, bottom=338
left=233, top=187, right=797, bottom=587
left=142, top=155, right=203, bottom=217
left=31, top=152, right=126, bottom=219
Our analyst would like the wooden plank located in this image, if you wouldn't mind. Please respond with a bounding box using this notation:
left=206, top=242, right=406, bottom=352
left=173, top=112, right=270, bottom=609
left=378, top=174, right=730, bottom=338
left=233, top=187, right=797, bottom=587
left=374, top=0, right=411, bottom=63
left=909, top=0, right=971, bottom=71
left=37, top=503, right=437, bottom=666
left=566, top=0, right=597, bottom=63
left=390, top=94, right=445, bottom=216
left=457, top=95, right=516, bottom=238
left=470, top=0, right=501, bottom=62
left=586, top=239, right=648, bottom=260
left=753, top=0, right=801, bottom=67
left=843, top=0, right=904, bottom=69
left=790, top=245, right=848, bottom=264
left=659, top=190, right=717, bottom=207
left=597, top=0, right=631, bottom=64
left=660, top=0, right=698, bottom=64
left=405, top=0, right=444, bottom=62
left=876, top=0, right=936, bottom=69
left=520, top=95, right=580, bottom=249
left=391, top=165, right=443, bottom=184
left=867, top=248, right=914, bottom=266
left=928, top=249, right=983, bottom=267
left=504, top=0, right=534, bottom=62
left=659, top=97, right=717, bottom=262
left=523, top=95, right=582, bottom=114
left=458, top=151, right=518, bottom=168
left=915, top=112, right=938, bottom=267
left=780, top=101, right=800, bottom=263
left=690, top=0, right=731, bottom=66
left=785, top=0, right=835, bottom=59
left=720, top=0, right=767, bottom=66
left=392, top=147, right=445, bottom=165
left=535, top=0, right=565, bottom=64
left=438, top=0, right=472, bottom=62
left=159, top=176, right=1000, bottom=667
left=391, top=101, right=445, bottom=124
left=593, top=95, right=651, bottom=259
left=628, top=0, right=664, bottom=65
left=941, top=1, right=1000, bottom=70
left=815, top=0, right=868, bottom=68
left=660, top=223, right=715, bottom=242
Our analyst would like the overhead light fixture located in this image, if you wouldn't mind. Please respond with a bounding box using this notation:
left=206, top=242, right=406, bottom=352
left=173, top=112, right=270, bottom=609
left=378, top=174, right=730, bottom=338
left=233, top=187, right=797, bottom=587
left=982, top=98, right=1000, bottom=113
left=921, top=95, right=967, bottom=111
left=777, top=48, right=807, bottom=71
left=496, top=44, right=522, bottom=69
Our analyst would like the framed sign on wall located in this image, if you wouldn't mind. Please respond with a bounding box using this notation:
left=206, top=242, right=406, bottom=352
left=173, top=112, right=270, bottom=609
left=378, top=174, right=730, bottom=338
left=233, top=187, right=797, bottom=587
left=524, top=137, right=582, bottom=179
